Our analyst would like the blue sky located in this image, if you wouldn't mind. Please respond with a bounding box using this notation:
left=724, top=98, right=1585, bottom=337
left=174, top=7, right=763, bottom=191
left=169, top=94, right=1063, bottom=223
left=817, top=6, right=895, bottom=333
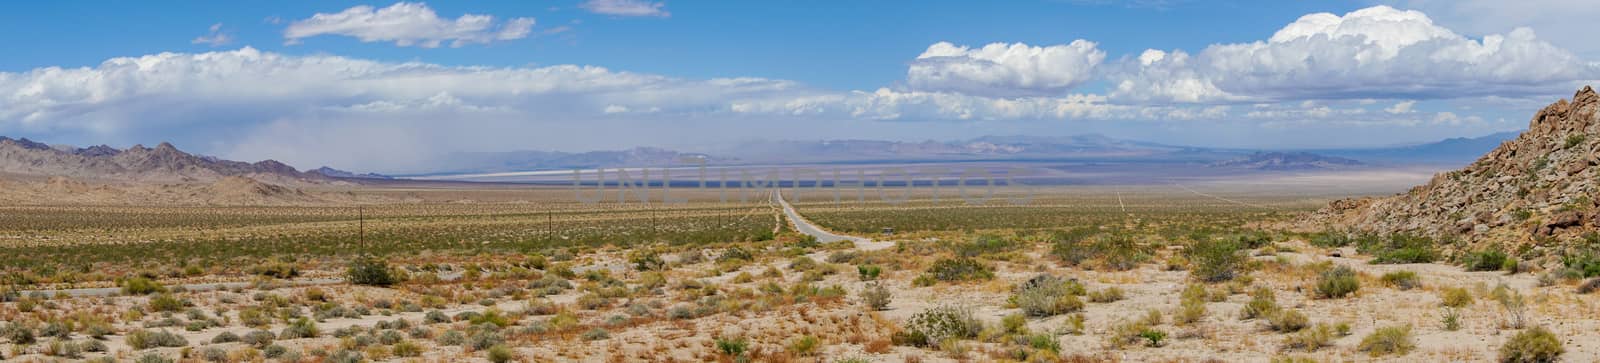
left=1, top=0, right=1597, bottom=172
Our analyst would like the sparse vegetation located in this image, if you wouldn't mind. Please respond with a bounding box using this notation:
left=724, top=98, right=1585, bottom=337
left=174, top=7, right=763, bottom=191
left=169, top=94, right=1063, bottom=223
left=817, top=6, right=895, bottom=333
left=1358, top=325, right=1415, bottom=357
left=1500, top=326, right=1564, bottom=363
left=1315, top=265, right=1360, bottom=298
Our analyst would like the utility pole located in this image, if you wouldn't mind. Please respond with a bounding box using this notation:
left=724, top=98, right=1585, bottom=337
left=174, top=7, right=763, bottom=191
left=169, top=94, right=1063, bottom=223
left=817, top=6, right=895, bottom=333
left=359, top=206, right=365, bottom=251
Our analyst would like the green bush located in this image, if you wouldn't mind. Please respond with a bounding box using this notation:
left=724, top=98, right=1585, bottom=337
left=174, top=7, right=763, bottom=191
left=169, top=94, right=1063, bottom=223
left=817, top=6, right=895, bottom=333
left=952, top=234, right=1020, bottom=257
left=279, top=318, right=318, bottom=339
left=1381, top=270, right=1421, bottom=290
left=1316, top=266, right=1360, bottom=298
left=1309, top=231, right=1351, bottom=248
left=1500, top=326, right=1563, bottom=363
left=1187, top=238, right=1247, bottom=282
left=924, top=257, right=994, bottom=282
left=857, top=265, right=882, bottom=281
left=147, top=294, right=185, bottom=312
left=1050, top=230, right=1150, bottom=270
left=120, top=277, right=167, bottom=295
left=1465, top=250, right=1509, bottom=272
left=716, top=337, right=748, bottom=356
left=1358, top=325, right=1415, bottom=357
left=1012, top=275, right=1085, bottom=317
left=1359, top=234, right=1439, bottom=264
left=346, top=257, right=397, bottom=286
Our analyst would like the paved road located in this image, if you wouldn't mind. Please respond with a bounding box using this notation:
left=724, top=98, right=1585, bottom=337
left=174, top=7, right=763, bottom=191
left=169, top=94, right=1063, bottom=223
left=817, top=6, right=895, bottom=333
left=774, top=190, right=892, bottom=251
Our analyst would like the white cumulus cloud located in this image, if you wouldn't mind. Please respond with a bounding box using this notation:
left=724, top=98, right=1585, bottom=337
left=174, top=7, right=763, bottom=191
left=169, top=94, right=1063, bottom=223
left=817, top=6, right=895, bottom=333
left=1110, top=5, right=1599, bottom=103
left=284, top=2, right=535, bottom=48
left=908, top=40, right=1106, bottom=97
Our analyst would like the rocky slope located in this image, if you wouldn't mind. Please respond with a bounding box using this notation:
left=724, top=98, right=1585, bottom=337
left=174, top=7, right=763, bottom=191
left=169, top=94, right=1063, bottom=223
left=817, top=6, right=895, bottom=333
left=1315, top=86, right=1600, bottom=248
left=0, top=137, right=324, bottom=184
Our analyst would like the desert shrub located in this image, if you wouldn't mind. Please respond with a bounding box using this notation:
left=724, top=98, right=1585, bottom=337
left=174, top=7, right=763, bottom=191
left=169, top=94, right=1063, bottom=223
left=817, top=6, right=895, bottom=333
left=1051, top=230, right=1150, bottom=270
left=1358, top=325, right=1415, bottom=357
left=1012, top=275, right=1085, bottom=317
left=486, top=345, right=514, bottom=363
left=581, top=328, right=610, bottom=341
left=924, top=257, right=994, bottom=282
left=1309, top=231, right=1352, bottom=248
left=1359, top=234, right=1439, bottom=264
left=1381, top=270, right=1421, bottom=290
left=211, top=331, right=240, bottom=344
left=1175, top=298, right=1206, bottom=325
left=279, top=318, right=318, bottom=339
left=1106, top=320, right=1152, bottom=348
left=392, top=340, right=422, bottom=357
left=1465, top=250, right=1509, bottom=272
left=3, top=323, right=35, bottom=344
left=788, top=335, right=821, bottom=356
left=1241, top=288, right=1279, bottom=320
left=717, top=247, right=752, bottom=262
left=1282, top=324, right=1335, bottom=352
left=346, top=257, right=397, bottom=286
left=903, top=305, right=983, bottom=346
left=952, top=234, right=1020, bottom=257
left=126, top=329, right=188, bottom=350
left=1187, top=238, right=1247, bottom=282
left=1441, top=287, right=1474, bottom=307
left=1267, top=309, right=1309, bottom=333
left=136, top=354, right=174, bottom=363
left=716, top=337, right=748, bottom=356
left=243, top=329, right=276, bottom=347
left=121, top=277, right=167, bottom=295
left=857, top=265, right=882, bottom=280
left=148, top=294, right=185, bottom=312
left=200, top=347, right=227, bottom=362
left=1500, top=326, right=1563, bottom=363
left=1443, top=308, right=1462, bottom=331
left=1315, top=266, right=1360, bottom=298
left=629, top=249, right=665, bottom=271
left=1088, top=287, right=1125, bottom=303
left=860, top=282, right=892, bottom=311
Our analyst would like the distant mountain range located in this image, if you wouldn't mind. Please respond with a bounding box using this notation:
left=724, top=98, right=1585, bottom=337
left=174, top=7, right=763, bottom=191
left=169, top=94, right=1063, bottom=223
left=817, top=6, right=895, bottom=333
left=0, top=129, right=1522, bottom=181
left=1210, top=152, right=1363, bottom=171
left=1312, top=131, right=1520, bottom=165
left=0, top=137, right=322, bottom=184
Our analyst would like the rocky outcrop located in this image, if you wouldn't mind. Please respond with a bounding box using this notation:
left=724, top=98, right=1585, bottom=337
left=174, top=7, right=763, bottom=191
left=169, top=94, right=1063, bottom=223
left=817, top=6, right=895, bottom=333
left=1314, top=86, right=1600, bottom=248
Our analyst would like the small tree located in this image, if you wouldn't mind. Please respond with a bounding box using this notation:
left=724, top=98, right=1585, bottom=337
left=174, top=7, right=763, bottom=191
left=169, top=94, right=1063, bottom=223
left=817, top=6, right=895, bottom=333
left=347, top=256, right=397, bottom=286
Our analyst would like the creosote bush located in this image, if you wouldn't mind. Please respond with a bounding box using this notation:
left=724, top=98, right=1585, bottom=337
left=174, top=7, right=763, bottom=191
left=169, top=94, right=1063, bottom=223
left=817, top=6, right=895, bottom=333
left=1358, top=325, right=1415, bottom=357
left=1380, top=270, right=1420, bottom=290
left=1011, top=275, right=1085, bottom=317
left=1186, top=238, right=1247, bottom=282
left=923, top=257, right=994, bottom=283
left=1500, top=326, right=1564, bottom=363
left=346, top=256, right=397, bottom=286
left=1315, top=266, right=1360, bottom=298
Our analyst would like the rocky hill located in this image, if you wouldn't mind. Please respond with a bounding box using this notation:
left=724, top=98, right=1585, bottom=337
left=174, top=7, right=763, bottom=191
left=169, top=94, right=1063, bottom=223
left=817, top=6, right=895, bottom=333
left=1315, top=86, right=1600, bottom=248
left=1211, top=151, right=1362, bottom=171
left=0, top=137, right=324, bottom=184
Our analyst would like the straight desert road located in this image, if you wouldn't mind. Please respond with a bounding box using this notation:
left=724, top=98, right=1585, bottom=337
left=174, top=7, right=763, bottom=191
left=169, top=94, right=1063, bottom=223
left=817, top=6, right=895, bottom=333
left=774, top=189, right=893, bottom=251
